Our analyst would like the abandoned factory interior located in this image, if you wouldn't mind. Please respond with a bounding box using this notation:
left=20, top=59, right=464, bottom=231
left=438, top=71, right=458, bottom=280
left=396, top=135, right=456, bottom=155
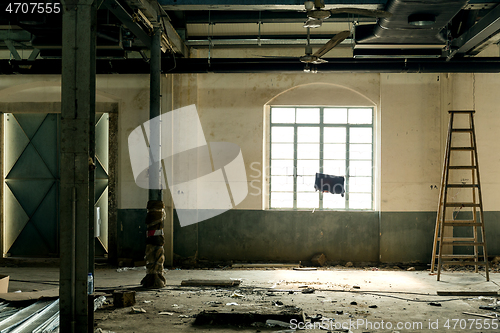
left=0, top=0, right=500, bottom=332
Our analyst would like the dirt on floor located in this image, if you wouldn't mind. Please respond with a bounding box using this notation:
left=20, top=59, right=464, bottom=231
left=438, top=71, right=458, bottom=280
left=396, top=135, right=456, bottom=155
left=93, top=264, right=500, bottom=333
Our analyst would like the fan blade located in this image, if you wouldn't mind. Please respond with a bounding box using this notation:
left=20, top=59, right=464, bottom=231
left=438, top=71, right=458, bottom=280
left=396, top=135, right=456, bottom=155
left=329, top=8, right=392, bottom=18
left=312, top=30, right=350, bottom=59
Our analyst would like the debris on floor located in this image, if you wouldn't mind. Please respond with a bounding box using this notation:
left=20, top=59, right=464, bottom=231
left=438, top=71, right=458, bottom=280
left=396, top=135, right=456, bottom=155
left=112, top=290, right=136, bottom=308
left=311, top=253, right=327, bottom=267
left=130, top=307, right=146, bottom=314
left=193, top=307, right=304, bottom=326
left=0, top=297, right=106, bottom=333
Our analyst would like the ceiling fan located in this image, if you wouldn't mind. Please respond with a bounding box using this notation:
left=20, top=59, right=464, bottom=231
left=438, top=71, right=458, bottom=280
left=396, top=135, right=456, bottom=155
left=303, top=0, right=392, bottom=28
left=300, top=28, right=351, bottom=65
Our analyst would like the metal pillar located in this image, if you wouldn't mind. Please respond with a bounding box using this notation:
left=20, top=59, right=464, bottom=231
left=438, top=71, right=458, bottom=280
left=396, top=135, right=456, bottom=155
left=60, top=1, right=96, bottom=332
left=149, top=27, right=162, bottom=200
left=141, top=26, right=166, bottom=288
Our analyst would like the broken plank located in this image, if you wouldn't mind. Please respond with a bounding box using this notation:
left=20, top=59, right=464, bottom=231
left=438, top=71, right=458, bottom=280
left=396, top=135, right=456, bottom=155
left=437, top=291, right=498, bottom=296
left=232, top=264, right=299, bottom=268
left=181, top=279, right=241, bottom=287
left=194, top=309, right=304, bottom=326
left=293, top=267, right=317, bottom=271
left=462, top=312, right=497, bottom=319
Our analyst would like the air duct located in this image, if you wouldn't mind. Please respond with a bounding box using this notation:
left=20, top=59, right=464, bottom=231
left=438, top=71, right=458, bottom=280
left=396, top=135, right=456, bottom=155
left=355, top=0, right=469, bottom=49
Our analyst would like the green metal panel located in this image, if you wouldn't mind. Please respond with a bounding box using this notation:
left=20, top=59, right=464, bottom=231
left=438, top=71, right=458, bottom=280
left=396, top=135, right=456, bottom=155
left=95, top=113, right=109, bottom=254
left=4, top=113, right=59, bottom=257
left=4, top=112, right=109, bottom=257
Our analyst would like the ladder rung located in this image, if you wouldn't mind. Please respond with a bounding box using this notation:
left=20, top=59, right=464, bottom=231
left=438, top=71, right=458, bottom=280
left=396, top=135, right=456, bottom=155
left=441, top=241, right=484, bottom=246
left=439, top=254, right=477, bottom=259
left=446, top=184, right=479, bottom=188
left=450, top=147, right=474, bottom=151
left=442, top=237, right=476, bottom=242
left=449, top=110, right=475, bottom=114
left=443, top=220, right=482, bottom=226
left=441, top=261, right=486, bottom=266
left=451, top=129, right=473, bottom=132
left=444, top=202, right=480, bottom=207
left=448, top=166, right=477, bottom=169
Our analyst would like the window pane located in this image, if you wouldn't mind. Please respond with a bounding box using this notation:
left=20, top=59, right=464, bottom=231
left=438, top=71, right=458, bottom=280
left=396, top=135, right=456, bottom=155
left=349, top=193, right=372, bottom=209
left=324, top=108, right=347, bottom=124
left=297, top=192, right=319, bottom=208
left=323, top=193, right=346, bottom=209
left=271, top=192, right=293, bottom=208
left=297, top=127, right=319, bottom=143
left=297, top=160, right=319, bottom=175
left=272, top=127, right=294, bottom=143
left=323, top=144, right=346, bottom=159
left=348, top=108, right=372, bottom=124
left=323, top=160, right=345, bottom=175
left=349, top=144, right=372, bottom=160
left=297, top=175, right=316, bottom=192
left=349, top=161, right=372, bottom=176
left=271, top=160, right=294, bottom=176
left=271, top=143, right=294, bottom=159
left=296, top=108, right=320, bottom=123
left=271, top=108, right=295, bottom=124
left=297, top=144, right=319, bottom=159
left=350, top=128, right=372, bottom=143
left=324, top=127, right=346, bottom=143
left=349, top=177, right=372, bottom=192
left=271, top=176, right=293, bottom=191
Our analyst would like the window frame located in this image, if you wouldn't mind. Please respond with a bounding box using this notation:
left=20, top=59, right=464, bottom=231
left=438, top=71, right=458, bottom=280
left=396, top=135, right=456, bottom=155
left=269, top=106, right=374, bottom=210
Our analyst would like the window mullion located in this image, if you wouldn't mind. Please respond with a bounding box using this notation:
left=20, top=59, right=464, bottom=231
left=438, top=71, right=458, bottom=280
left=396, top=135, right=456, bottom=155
left=345, top=123, right=350, bottom=210
left=293, top=117, right=298, bottom=210
left=319, top=107, right=324, bottom=210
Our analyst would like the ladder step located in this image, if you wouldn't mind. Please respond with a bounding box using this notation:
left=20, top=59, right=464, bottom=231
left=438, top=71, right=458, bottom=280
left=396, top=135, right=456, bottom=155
left=450, top=147, right=474, bottom=151
left=441, top=261, right=486, bottom=266
left=451, top=129, right=473, bottom=133
left=444, top=202, right=480, bottom=207
left=448, top=166, right=477, bottom=169
left=441, top=241, right=484, bottom=246
left=442, top=237, right=476, bottom=242
left=448, top=110, right=475, bottom=114
left=439, top=254, right=477, bottom=259
left=446, top=184, right=479, bottom=188
left=443, top=220, right=482, bottom=226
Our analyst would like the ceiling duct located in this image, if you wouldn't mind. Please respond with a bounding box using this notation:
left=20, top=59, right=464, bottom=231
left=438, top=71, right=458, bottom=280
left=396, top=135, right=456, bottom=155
left=354, top=0, right=469, bottom=53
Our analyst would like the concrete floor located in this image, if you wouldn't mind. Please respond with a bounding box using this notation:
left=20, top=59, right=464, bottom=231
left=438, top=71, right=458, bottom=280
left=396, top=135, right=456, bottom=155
left=1, top=266, right=499, bottom=332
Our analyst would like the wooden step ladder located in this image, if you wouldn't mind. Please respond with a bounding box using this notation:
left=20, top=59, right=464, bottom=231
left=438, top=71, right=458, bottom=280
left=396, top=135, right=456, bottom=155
left=430, top=110, right=489, bottom=281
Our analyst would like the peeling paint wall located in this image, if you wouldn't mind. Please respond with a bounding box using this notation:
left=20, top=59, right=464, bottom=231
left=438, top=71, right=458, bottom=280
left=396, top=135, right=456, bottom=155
left=1, top=72, right=498, bottom=263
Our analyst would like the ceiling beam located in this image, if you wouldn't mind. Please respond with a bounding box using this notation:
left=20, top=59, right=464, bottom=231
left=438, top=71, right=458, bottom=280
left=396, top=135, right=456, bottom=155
left=448, top=3, right=500, bottom=59
left=4, top=57, right=500, bottom=74
left=104, top=0, right=152, bottom=48
left=159, top=0, right=385, bottom=11
left=180, top=11, right=376, bottom=24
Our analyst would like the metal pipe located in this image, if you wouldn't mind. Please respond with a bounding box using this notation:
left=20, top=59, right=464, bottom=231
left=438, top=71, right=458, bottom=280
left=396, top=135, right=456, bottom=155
left=4, top=57, right=500, bottom=74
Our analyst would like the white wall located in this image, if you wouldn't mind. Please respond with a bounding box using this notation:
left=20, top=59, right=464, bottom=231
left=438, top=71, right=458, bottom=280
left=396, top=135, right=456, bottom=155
left=1, top=72, right=499, bottom=212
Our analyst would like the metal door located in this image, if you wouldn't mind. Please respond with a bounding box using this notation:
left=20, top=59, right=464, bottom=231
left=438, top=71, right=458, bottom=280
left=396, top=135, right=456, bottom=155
left=4, top=113, right=60, bottom=256
left=3, top=113, right=109, bottom=257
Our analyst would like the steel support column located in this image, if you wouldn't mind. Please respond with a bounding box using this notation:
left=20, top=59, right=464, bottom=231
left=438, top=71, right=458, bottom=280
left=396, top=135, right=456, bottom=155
left=60, top=1, right=96, bottom=332
left=149, top=27, right=162, bottom=200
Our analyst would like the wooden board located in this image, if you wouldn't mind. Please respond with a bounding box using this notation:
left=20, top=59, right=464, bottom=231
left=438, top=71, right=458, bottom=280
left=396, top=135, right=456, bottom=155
left=181, top=279, right=241, bottom=287
left=437, top=291, right=498, bottom=296
left=232, top=264, right=299, bottom=268
left=0, top=288, right=59, bottom=302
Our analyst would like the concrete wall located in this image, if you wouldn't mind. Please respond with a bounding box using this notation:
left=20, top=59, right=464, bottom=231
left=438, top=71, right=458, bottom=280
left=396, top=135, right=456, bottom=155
left=169, top=72, right=500, bottom=263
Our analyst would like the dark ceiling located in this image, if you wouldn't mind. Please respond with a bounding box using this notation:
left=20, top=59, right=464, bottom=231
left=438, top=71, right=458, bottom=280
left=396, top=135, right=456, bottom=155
left=0, top=0, right=500, bottom=74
